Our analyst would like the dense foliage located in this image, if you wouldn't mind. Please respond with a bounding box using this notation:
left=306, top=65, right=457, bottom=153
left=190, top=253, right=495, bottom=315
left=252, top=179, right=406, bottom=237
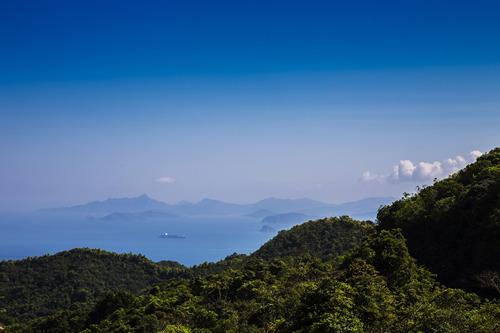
left=11, top=229, right=500, bottom=332
left=0, top=249, right=255, bottom=328
left=0, top=217, right=371, bottom=329
left=252, top=216, right=374, bottom=261
left=0, top=248, right=186, bottom=326
left=377, top=147, right=500, bottom=295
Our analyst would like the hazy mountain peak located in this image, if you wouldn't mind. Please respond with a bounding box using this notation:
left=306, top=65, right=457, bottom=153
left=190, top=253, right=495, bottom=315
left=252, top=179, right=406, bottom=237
left=39, top=194, right=170, bottom=214
left=197, top=198, right=224, bottom=205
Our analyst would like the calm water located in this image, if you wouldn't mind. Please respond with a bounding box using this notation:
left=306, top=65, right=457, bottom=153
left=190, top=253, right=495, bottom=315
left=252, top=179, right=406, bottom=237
left=0, top=213, right=278, bottom=266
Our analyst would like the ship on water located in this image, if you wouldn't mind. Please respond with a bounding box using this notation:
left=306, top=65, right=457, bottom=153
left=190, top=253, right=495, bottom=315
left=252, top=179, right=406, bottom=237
left=159, top=233, right=185, bottom=239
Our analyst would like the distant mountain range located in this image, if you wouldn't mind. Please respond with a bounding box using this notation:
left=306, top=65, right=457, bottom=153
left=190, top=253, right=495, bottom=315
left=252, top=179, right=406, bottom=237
left=39, top=194, right=396, bottom=221
left=86, top=210, right=180, bottom=222
left=39, top=194, right=170, bottom=214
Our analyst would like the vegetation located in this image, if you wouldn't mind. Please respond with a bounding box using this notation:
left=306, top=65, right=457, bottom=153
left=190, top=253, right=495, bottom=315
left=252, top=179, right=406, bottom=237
left=9, top=229, right=500, bottom=332
left=0, top=249, right=256, bottom=327
left=2, top=147, right=500, bottom=331
left=0, top=248, right=186, bottom=326
left=377, top=147, right=500, bottom=296
left=251, top=216, right=374, bottom=261
left=0, top=217, right=369, bottom=329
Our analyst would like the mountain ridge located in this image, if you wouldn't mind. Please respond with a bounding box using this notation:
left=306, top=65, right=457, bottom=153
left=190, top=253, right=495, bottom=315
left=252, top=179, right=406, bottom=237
left=39, top=195, right=396, bottom=220
left=377, top=147, right=500, bottom=296
left=38, top=194, right=171, bottom=214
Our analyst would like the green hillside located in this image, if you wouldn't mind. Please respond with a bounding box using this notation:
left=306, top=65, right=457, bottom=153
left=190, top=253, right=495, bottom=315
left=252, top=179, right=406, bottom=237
left=377, top=147, right=500, bottom=296
left=0, top=248, right=187, bottom=326
left=15, top=229, right=500, bottom=332
left=1, top=217, right=370, bottom=328
left=251, top=216, right=375, bottom=261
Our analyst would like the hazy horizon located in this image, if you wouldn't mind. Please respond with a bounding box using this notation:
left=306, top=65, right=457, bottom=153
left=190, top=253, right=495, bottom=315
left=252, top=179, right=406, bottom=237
left=33, top=193, right=399, bottom=211
left=1, top=1, right=499, bottom=212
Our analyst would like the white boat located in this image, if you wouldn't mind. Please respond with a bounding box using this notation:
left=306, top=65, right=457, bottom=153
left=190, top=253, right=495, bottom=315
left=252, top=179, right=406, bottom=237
left=159, top=233, right=185, bottom=239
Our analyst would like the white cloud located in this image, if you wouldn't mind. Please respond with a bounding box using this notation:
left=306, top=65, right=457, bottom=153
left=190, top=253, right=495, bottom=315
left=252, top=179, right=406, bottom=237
left=442, top=155, right=467, bottom=175
left=156, top=177, right=175, bottom=183
left=400, top=160, right=417, bottom=178
left=360, top=150, right=483, bottom=184
left=469, top=150, right=483, bottom=160
left=415, top=161, right=442, bottom=180
left=361, top=171, right=382, bottom=182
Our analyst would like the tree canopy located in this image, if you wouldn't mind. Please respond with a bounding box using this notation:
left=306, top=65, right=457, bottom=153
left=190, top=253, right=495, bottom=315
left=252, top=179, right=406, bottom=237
left=11, top=229, right=500, bottom=332
left=251, top=216, right=374, bottom=261
left=377, top=147, right=500, bottom=296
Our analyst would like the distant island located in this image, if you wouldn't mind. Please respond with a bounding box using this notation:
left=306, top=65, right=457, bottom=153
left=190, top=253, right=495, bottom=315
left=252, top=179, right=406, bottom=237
left=260, top=212, right=312, bottom=224
left=86, top=210, right=180, bottom=221
left=259, top=225, right=277, bottom=233
left=38, top=194, right=396, bottom=221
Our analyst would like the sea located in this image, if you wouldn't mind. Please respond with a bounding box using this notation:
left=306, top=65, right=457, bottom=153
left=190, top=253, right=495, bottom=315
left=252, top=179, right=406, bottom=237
left=0, top=213, right=279, bottom=266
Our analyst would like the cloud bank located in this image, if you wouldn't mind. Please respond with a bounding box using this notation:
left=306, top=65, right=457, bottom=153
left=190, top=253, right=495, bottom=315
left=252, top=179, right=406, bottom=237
left=156, top=177, right=175, bottom=183
left=361, top=151, right=483, bottom=184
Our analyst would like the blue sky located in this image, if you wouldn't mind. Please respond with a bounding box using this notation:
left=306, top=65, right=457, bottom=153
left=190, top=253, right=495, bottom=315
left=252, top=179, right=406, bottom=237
left=1, top=0, right=499, bottom=210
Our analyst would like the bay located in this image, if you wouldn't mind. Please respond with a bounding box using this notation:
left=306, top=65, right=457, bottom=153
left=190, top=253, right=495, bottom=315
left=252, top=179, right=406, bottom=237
left=0, top=213, right=277, bottom=266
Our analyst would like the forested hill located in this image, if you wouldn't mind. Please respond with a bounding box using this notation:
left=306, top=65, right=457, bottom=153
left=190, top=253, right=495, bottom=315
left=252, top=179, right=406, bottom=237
left=251, top=216, right=374, bottom=261
left=0, top=217, right=372, bottom=328
left=377, top=147, right=500, bottom=296
left=4, top=211, right=500, bottom=331
left=16, top=229, right=500, bottom=332
left=0, top=248, right=187, bottom=325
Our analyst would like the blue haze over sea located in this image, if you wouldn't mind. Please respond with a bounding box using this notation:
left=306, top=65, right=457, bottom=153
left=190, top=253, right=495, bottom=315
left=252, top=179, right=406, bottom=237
left=1, top=195, right=393, bottom=265
left=0, top=213, right=275, bottom=266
